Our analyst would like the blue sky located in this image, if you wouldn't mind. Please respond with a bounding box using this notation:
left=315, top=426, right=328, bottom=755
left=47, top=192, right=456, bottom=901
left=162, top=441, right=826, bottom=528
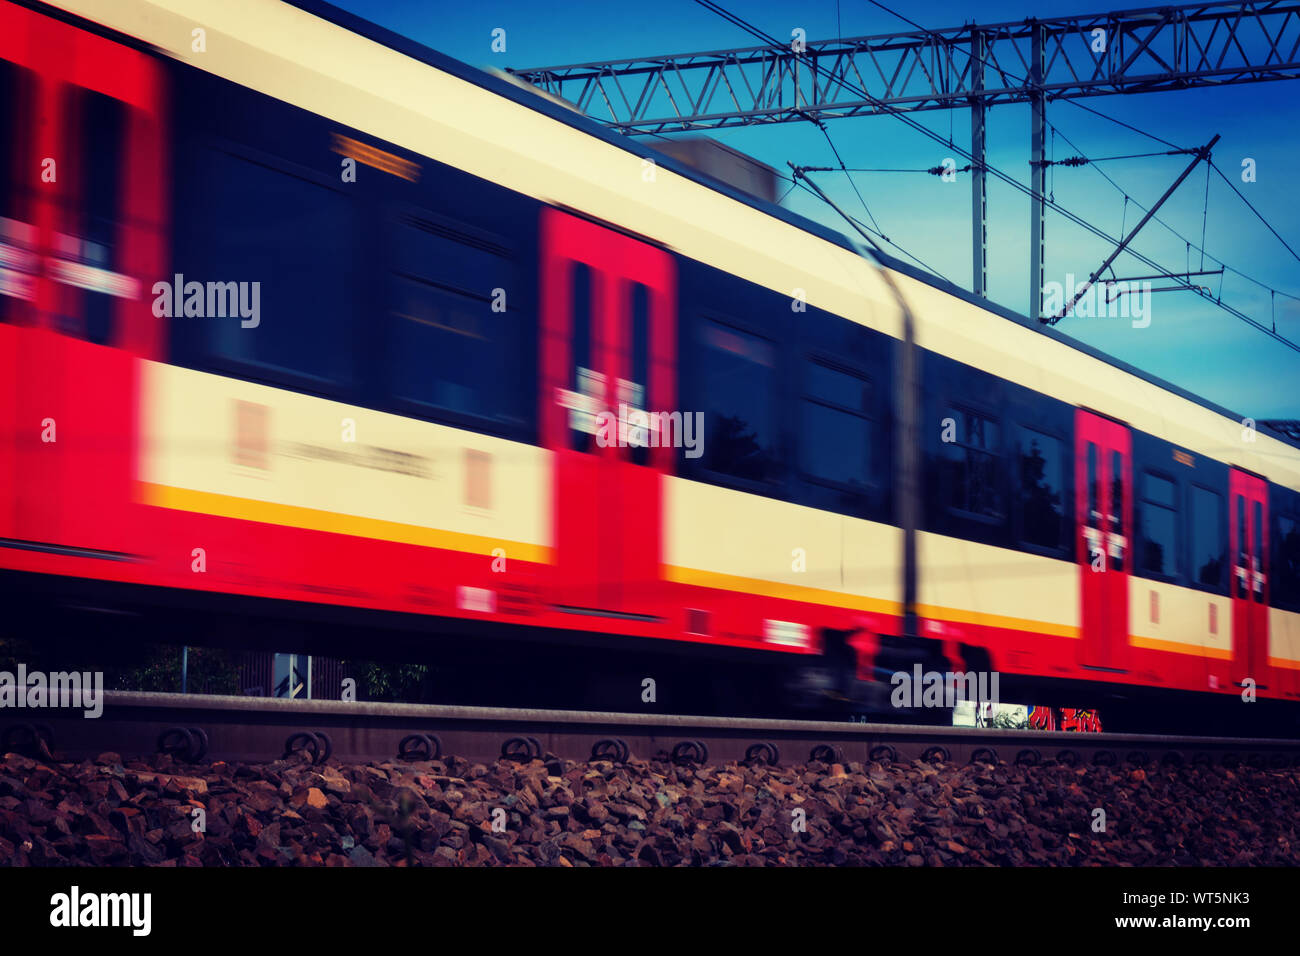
left=331, top=0, right=1300, bottom=419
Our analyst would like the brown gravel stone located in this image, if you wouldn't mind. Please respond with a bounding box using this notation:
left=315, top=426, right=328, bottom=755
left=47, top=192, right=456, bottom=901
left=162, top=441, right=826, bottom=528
left=2, top=748, right=1298, bottom=866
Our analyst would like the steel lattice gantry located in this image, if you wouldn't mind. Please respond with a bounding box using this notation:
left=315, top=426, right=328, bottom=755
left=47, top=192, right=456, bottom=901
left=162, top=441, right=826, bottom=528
left=510, top=1, right=1300, bottom=309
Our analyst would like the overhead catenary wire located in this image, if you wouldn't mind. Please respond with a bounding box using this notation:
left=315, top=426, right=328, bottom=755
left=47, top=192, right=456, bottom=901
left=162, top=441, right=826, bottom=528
left=868, top=0, right=1300, bottom=306
left=812, top=117, right=887, bottom=238
left=641, top=4, right=980, bottom=272
left=1200, top=160, right=1210, bottom=271
left=692, top=0, right=1300, bottom=352
left=874, top=0, right=1300, bottom=305
left=1048, top=120, right=1300, bottom=305
left=801, top=165, right=972, bottom=175
left=773, top=166, right=955, bottom=281
left=786, top=172, right=958, bottom=284
left=657, top=91, right=1298, bottom=309
left=861, top=0, right=1185, bottom=151
left=857, top=0, right=1300, bottom=315
left=1209, top=160, right=1300, bottom=268
left=867, top=0, right=1300, bottom=284
left=1038, top=148, right=1198, bottom=167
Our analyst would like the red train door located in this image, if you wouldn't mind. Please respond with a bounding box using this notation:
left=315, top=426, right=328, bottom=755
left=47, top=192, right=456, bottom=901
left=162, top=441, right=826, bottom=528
left=0, top=3, right=166, bottom=554
left=1229, top=469, right=1270, bottom=689
left=1075, top=410, right=1131, bottom=671
left=539, top=208, right=676, bottom=617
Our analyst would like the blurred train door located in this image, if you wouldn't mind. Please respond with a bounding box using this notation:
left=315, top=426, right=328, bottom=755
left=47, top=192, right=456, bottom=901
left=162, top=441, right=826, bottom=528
left=0, top=3, right=166, bottom=553
left=1075, top=410, right=1131, bottom=671
left=1228, top=469, right=1270, bottom=690
left=540, top=208, right=676, bottom=617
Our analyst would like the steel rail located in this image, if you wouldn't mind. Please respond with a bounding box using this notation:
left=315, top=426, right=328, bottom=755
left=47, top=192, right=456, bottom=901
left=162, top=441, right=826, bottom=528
left=4, top=692, right=1299, bottom=771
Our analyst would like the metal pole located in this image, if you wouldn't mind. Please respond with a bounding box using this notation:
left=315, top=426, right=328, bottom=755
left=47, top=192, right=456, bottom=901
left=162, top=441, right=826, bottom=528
left=789, top=164, right=919, bottom=641
left=181, top=646, right=188, bottom=694
left=1103, top=269, right=1223, bottom=283
left=1029, top=21, right=1046, bottom=320
left=970, top=28, right=987, bottom=298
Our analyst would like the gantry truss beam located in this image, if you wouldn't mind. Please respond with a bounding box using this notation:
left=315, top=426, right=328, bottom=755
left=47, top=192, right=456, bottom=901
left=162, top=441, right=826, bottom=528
left=510, top=2, right=1300, bottom=134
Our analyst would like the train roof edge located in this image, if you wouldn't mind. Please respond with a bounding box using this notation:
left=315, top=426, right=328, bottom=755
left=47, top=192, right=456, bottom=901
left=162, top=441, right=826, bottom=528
left=48, top=0, right=1300, bottom=455
left=281, top=0, right=1299, bottom=453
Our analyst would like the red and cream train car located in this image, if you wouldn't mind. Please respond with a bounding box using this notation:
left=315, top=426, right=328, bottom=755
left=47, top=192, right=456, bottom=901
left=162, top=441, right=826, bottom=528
left=2, top=0, right=1299, bottom=723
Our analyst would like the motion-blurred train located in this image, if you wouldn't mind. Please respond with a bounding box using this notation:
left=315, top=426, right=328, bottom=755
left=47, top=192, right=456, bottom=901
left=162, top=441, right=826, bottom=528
left=3, top=0, right=1299, bottom=726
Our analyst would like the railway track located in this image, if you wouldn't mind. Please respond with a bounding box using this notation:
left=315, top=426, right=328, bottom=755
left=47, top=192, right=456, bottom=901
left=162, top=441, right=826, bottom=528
left=4, top=691, right=1300, bottom=771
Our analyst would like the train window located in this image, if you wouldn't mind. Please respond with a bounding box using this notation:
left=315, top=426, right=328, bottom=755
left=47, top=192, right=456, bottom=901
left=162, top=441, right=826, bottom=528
left=567, top=261, right=594, bottom=452
left=1253, top=500, right=1264, bottom=602
left=387, top=210, right=524, bottom=430
left=800, top=361, right=872, bottom=489
left=1139, top=472, right=1178, bottom=576
left=57, top=87, right=125, bottom=346
left=628, top=281, right=650, bottom=466
left=629, top=283, right=650, bottom=395
left=388, top=276, right=527, bottom=428
left=699, top=320, right=777, bottom=483
left=393, top=213, right=511, bottom=304
left=1189, top=485, right=1225, bottom=588
left=1111, top=450, right=1125, bottom=571
left=1236, top=496, right=1248, bottom=598
left=1016, top=426, right=1064, bottom=550
left=1087, top=443, right=1098, bottom=527
left=942, top=408, right=1002, bottom=519
left=193, top=148, right=356, bottom=384
left=0, top=62, right=37, bottom=325
left=1276, top=514, right=1300, bottom=609
left=0, top=59, right=21, bottom=224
